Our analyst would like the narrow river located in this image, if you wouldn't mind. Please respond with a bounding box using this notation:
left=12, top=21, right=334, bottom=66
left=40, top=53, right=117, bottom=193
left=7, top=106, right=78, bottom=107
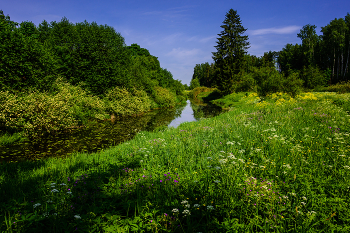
left=0, top=99, right=227, bottom=163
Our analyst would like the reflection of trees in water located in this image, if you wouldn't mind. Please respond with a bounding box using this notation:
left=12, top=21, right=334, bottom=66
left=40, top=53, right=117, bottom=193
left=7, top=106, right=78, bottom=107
left=0, top=104, right=187, bottom=163
left=189, top=99, right=226, bottom=121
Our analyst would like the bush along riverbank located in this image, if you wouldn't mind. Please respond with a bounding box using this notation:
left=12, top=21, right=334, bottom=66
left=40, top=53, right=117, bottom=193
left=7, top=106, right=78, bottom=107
left=0, top=77, right=186, bottom=144
left=1, top=91, right=350, bottom=232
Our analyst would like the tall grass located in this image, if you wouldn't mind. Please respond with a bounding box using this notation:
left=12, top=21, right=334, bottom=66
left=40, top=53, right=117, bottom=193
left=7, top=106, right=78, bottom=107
left=0, top=92, right=349, bottom=232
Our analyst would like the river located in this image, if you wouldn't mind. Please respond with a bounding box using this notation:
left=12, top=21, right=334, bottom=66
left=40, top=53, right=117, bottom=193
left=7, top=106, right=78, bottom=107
left=0, top=99, right=227, bottom=163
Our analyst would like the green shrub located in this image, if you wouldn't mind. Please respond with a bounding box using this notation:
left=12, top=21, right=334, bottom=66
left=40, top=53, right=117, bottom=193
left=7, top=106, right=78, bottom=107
left=151, top=86, right=176, bottom=108
left=252, top=66, right=283, bottom=97
left=326, top=81, right=350, bottom=93
left=103, top=86, right=152, bottom=116
left=234, top=72, right=257, bottom=92
left=281, top=71, right=304, bottom=98
left=300, top=65, right=329, bottom=89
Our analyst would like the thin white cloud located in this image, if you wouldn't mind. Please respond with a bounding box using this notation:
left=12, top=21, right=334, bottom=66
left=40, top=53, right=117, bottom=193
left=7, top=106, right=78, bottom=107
left=249, top=26, right=301, bottom=36
left=166, top=48, right=201, bottom=60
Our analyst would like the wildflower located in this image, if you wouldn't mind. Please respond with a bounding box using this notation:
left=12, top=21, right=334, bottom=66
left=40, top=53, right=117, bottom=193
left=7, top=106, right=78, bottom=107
left=172, top=208, right=179, bottom=213
left=193, top=204, right=200, bottom=208
left=226, top=141, right=234, bottom=145
left=60, top=183, right=66, bottom=186
left=33, top=203, right=41, bottom=208
left=308, top=211, right=317, bottom=215
left=301, top=202, right=306, bottom=205
left=215, top=166, right=221, bottom=170
left=51, top=189, right=59, bottom=193
left=181, top=200, right=188, bottom=205
left=214, top=180, right=221, bottom=183
left=344, top=166, right=350, bottom=169
left=74, top=215, right=81, bottom=219
left=207, top=157, right=212, bottom=159
left=185, top=204, right=190, bottom=208
left=67, top=191, right=72, bottom=195
left=220, top=151, right=225, bottom=153
left=47, top=200, right=53, bottom=203
left=50, top=183, right=56, bottom=186
left=207, top=206, right=214, bottom=210
left=182, top=209, right=191, bottom=215
left=219, top=159, right=227, bottom=164
left=302, top=196, right=307, bottom=200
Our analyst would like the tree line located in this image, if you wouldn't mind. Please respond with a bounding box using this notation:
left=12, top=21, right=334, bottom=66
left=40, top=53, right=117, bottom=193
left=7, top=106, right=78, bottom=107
left=0, top=10, right=185, bottom=100
left=190, top=9, right=350, bottom=96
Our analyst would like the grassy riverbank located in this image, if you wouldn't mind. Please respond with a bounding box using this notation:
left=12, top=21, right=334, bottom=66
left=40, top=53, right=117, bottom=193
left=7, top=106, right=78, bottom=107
left=1, top=91, right=350, bottom=232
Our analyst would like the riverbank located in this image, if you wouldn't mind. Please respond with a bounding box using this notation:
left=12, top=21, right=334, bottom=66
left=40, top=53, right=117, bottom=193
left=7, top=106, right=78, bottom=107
left=0, top=77, right=187, bottom=145
left=1, top=91, right=349, bottom=232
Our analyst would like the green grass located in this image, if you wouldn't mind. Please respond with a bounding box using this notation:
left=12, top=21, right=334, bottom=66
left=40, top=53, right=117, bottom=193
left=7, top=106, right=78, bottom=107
left=1, top=92, right=350, bottom=232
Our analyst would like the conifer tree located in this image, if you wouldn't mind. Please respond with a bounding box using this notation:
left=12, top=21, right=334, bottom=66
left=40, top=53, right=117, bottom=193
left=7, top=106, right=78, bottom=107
left=212, top=9, right=250, bottom=95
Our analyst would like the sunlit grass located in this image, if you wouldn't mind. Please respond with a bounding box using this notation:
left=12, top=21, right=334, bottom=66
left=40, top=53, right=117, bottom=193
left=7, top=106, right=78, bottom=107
left=0, top=91, right=350, bottom=232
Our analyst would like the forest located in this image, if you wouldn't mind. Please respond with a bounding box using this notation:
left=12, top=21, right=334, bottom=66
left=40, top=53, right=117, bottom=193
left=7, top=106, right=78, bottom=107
left=189, top=10, right=350, bottom=97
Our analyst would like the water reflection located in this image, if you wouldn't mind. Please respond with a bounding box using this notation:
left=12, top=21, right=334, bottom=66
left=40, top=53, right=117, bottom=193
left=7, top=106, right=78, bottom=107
left=0, top=98, right=227, bottom=163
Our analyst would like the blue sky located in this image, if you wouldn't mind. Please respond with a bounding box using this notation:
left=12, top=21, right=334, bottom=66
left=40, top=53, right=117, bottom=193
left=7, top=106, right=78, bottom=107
left=2, top=0, right=349, bottom=85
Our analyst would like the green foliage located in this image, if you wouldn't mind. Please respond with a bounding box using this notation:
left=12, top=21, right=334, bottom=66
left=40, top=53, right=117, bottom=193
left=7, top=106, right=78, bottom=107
left=189, top=78, right=200, bottom=90
left=326, top=80, right=350, bottom=93
left=299, top=65, right=329, bottom=89
left=0, top=77, right=110, bottom=139
left=103, top=86, right=152, bottom=116
left=252, top=66, right=284, bottom=97
left=0, top=15, right=59, bottom=93
left=281, top=70, right=304, bottom=98
left=233, top=72, right=257, bottom=92
left=151, top=86, right=176, bottom=108
left=212, top=8, right=250, bottom=95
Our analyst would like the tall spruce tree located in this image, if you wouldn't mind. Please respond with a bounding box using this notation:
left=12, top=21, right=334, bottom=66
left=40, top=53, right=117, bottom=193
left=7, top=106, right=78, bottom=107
left=212, top=9, right=250, bottom=95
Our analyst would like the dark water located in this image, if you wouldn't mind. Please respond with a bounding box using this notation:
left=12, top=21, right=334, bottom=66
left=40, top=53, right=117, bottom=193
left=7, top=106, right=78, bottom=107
left=0, top=99, right=227, bottom=163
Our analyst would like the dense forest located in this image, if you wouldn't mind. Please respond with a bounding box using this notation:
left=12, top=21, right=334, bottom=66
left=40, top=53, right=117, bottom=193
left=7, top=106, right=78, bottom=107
left=0, top=10, right=185, bottom=101
left=190, top=9, right=350, bottom=96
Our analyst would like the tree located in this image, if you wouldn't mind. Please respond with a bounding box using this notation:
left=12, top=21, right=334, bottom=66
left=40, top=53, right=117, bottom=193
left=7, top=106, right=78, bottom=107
left=0, top=10, right=58, bottom=93
left=297, top=24, right=319, bottom=67
left=212, top=9, right=250, bottom=95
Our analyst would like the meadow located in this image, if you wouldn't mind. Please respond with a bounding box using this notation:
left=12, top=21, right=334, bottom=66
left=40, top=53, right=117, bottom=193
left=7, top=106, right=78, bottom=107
left=1, top=91, right=350, bottom=232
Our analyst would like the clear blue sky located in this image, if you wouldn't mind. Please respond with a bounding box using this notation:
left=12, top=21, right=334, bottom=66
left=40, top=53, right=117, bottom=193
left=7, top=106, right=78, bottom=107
left=2, top=0, right=349, bottom=85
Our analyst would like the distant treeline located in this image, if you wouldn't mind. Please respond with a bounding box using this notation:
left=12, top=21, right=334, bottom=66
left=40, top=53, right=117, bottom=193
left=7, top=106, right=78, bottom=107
left=0, top=10, right=185, bottom=99
left=190, top=9, right=350, bottom=96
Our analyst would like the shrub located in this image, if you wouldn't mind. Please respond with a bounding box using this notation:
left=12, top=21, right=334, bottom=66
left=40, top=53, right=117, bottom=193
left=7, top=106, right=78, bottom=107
left=252, top=66, right=283, bottom=97
left=300, top=65, right=329, bottom=89
left=326, top=81, right=350, bottom=93
left=151, top=86, right=176, bottom=108
left=234, top=72, right=257, bottom=92
left=103, top=86, right=152, bottom=116
left=281, top=71, right=304, bottom=98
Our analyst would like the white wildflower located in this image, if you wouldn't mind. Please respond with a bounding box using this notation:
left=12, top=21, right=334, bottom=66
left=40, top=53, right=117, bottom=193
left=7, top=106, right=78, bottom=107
left=59, top=183, right=66, bottom=186
left=226, top=141, right=234, bottom=145
left=215, top=166, right=221, bottom=170
left=302, top=196, right=307, bottom=200
left=219, top=159, right=227, bottom=164
left=51, top=189, right=59, bottom=193
left=182, top=209, right=191, bottom=215
left=214, top=180, right=221, bottom=183
left=193, top=204, right=200, bottom=208
left=181, top=200, right=188, bottom=205
left=172, top=208, right=179, bottom=213
left=33, top=203, right=41, bottom=208
left=207, top=205, right=214, bottom=210
left=74, top=215, right=81, bottom=219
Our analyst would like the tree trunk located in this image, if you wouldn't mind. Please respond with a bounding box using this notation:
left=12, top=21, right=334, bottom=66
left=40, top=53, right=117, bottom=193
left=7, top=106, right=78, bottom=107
left=344, top=40, right=350, bottom=79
